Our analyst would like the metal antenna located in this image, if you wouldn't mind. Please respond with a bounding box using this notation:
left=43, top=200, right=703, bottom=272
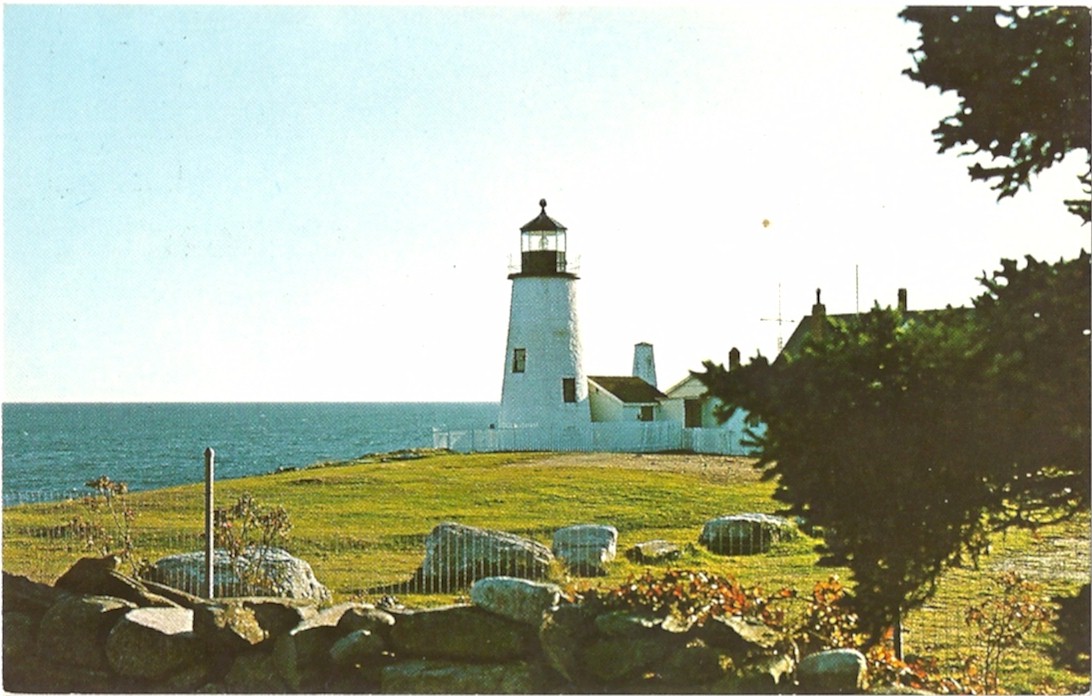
left=760, top=283, right=796, bottom=353
left=855, top=264, right=860, bottom=315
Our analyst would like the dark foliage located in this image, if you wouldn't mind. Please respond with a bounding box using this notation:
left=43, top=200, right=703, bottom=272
left=697, top=253, right=1090, bottom=639
left=1051, top=583, right=1091, bottom=674
left=901, top=6, right=1091, bottom=223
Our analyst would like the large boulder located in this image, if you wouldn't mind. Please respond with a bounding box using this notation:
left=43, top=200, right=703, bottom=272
left=552, top=524, right=617, bottom=576
left=797, top=648, right=869, bottom=694
left=471, top=576, right=561, bottom=625
left=699, top=513, right=797, bottom=555
left=415, top=522, right=554, bottom=590
left=3, top=571, right=66, bottom=620
left=272, top=621, right=344, bottom=691
left=56, top=555, right=180, bottom=607
left=105, top=606, right=202, bottom=679
left=389, top=605, right=537, bottom=661
left=144, top=547, right=331, bottom=602
left=380, top=659, right=540, bottom=694
left=192, top=596, right=314, bottom=658
left=699, top=613, right=781, bottom=652
left=37, top=594, right=137, bottom=669
left=328, top=629, right=388, bottom=667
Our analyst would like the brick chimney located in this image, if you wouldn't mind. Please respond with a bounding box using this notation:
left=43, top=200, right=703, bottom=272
left=898, top=288, right=907, bottom=313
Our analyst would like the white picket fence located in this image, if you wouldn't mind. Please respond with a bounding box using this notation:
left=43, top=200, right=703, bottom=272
left=432, top=421, right=757, bottom=456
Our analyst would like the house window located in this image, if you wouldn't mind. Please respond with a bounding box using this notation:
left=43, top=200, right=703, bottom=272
left=638, top=405, right=654, bottom=421
left=562, top=378, right=576, bottom=403
left=512, top=348, right=526, bottom=373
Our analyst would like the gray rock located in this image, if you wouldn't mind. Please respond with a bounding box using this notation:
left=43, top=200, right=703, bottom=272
left=699, top=513, right=797, bottom=555
left=192, top=601, right=267, bottom=653
left=699, top=613, right=781, bottom=651
left=55, top=555, right=179, bottom=607
left=594, top=610, right=664, bottom=638
left=539, top=604, right=598, bottom=683
left=225, top=651, right=288, bottom=693
left=329, top=629, right=388, bottom=666
left=337, top=604, right=396, bottom=637
left=145, top=547, right=331, bottom=602
left=625, top=539, right=682, bottom=564
left=193, top=595, right=317, bottom=656
left=272, top=622, right=342, bottom=691
left=582, top=636, right=671, bottom=682
left=415, top=522, right=554, bottom=590
left=381, top=659, right=539, bottom=694
left=3, top=611, right=36, bottom=665
left=657, top=641, right=727, bottom=684
left=37, top=594, right=136, bottom=669
left=162, top=662, right=212, bottom=692
left=471, top=576, right=561, bottom=625
left=105, top=607, right=202, bottom=679
left=553, top=524, right=617, bottom=576
left=3, top=571, right=66, bottom=620
left=797, top=648, right=869, bottom=694
left=389, top=604, right=535, bottom=661
left=734, top=652, right=796, bottom=692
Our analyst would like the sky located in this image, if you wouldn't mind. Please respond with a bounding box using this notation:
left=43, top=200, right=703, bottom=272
left=3, top=4, right=1088, bottom=403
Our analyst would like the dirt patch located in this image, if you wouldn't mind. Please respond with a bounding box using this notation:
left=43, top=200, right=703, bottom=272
left=502, top=451, right=765, bottom=486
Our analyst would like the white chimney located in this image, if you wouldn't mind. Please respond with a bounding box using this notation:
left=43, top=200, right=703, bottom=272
left=632, top=342, right=657, bottom=387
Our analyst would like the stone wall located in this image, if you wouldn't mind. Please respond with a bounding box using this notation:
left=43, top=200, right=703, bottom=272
left=3, top=562, right=869, bottom=694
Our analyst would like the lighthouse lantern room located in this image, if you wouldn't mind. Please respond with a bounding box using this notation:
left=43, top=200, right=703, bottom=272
left=498, top=200, right=590, bottom=428
left=516, top=198, right=570, bottom=276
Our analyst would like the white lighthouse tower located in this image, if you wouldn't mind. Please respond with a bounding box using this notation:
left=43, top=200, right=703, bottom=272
left=497, top=199, right=590, bottom=428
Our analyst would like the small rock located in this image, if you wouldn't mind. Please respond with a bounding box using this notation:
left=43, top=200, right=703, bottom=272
left=329, top=629, right=388, bottom=666
left=798, top=648, right=869, bottom=694
left=625, top=539, right=681, bottom=564
left=594, top=610, right=664, bottom=638
left=553, top=524, right=618, bottom=576
left=471, top=576, right=561, bottom=625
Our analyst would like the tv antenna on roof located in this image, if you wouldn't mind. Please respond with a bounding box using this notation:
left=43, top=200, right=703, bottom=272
left=760, top=283, right=797, bottom=354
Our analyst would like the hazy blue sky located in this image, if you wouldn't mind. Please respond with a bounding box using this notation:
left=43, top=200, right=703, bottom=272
left=4, top=4, right=1087, bottom=402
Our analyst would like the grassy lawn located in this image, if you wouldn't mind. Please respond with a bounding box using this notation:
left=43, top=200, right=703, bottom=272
left=3, top=450, right=1088, bottom=693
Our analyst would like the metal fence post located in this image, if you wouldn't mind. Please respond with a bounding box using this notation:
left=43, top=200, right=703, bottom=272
left=204, top=447, right=215, bottom=599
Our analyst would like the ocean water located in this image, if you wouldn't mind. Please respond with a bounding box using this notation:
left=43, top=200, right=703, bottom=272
left=1, top=402, right=497, bottom=505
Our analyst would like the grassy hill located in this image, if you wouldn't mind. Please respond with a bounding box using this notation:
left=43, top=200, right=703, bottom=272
left=3, top=450, right=1088, bottom=692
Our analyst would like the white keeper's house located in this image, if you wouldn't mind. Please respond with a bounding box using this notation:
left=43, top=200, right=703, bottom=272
left=434, top=199, right=755, bottom=455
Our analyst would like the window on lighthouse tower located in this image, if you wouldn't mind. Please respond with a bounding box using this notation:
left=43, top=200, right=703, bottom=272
left=512, top=348, right=526, bottom=373
left=562, top=378, right=576, bottom=403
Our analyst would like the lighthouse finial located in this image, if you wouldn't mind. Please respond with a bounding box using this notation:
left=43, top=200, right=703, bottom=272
left=539, top=198, right=547, bottom=211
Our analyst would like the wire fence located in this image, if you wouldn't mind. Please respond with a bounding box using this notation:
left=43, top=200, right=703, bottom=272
left=4, top=487, right=1088, bottom=689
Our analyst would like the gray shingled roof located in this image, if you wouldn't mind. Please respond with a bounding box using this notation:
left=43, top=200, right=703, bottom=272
left=588, top=376, right=667, bottom=404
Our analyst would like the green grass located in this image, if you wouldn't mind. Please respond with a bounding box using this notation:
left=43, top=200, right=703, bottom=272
left=3, top=450, right=1088, bottom=693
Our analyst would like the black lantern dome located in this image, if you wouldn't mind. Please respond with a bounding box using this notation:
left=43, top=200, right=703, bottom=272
left=513, top=199, right=574, bottom=278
